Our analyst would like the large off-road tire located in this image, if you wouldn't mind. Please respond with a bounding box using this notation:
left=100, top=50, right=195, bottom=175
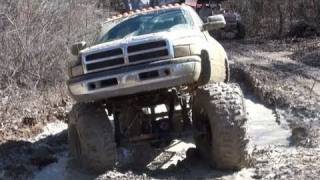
left=192, top=83, right=250, bottom=170
left=68, top=103, right=117, bottom=173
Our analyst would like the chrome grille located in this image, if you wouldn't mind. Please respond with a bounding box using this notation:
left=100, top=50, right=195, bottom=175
left=83, top=48, right=124, bottom=73
left=86, top=48, right=123, bottom=62
left=128, top=40, right=169, bottom=63
left=83, top=40, right=171, bottom=74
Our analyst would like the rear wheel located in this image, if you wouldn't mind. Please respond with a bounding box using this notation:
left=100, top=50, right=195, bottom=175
left=68, top=103, right=117, bottom=173
left=192, top=83, right=250, bottom=170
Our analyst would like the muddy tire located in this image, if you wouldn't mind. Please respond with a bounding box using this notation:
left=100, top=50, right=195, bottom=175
left=192, top=83, right=249, bottom=170
left=68, top=103, right=117, bottom=173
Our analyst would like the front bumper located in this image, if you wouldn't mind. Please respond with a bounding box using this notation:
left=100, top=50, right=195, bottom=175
left=68, top=56, right=201, bottom=102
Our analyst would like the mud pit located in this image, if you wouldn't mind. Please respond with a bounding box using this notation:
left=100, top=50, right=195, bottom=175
left=29, top=96, right=290, bottom=180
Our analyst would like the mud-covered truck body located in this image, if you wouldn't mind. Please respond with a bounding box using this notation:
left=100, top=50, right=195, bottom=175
left=67, top=4, right=250, bottom=173
left=68, top=4, right=227, bottom=102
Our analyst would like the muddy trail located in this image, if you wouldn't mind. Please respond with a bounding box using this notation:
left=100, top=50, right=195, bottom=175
left=1, top=94, right=292, bottom=180
left=224, top=39, right=320, bottom=147
left=1, top=39, right=319, bottom=179
left=225, top=39, right=320, bottom=179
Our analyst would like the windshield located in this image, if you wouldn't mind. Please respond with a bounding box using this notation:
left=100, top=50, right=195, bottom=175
left=97, top=9, right=192, bottom=44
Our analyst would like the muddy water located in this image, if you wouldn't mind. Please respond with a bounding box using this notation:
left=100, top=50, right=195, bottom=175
left=245, top=98, right=291, bottom=147
left=32, top=97, right=291, bottom=180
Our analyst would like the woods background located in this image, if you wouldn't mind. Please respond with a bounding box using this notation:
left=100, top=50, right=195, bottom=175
left=0, top=0, right=319, bottom=125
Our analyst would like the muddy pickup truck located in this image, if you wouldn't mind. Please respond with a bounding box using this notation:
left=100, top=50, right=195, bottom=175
left=67, top=4, right=250, bottom=173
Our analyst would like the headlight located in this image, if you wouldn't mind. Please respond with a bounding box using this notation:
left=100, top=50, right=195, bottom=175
left=174, top=45, right=191, bottom=58
left=68, top=56, right=84, bottom=77
left=174, top=44, right=201, bottom=58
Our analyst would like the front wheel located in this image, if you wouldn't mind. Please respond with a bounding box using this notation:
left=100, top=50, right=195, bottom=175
left=192, top=83, right=250, bottom=170
left=68, top=102, right=117, bottom=173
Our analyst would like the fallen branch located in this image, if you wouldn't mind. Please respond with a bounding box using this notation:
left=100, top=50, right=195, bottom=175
left=310, top=78, right=317, bottom=95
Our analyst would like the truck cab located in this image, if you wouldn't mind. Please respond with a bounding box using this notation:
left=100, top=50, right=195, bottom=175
left=68, top=4, right=227, bottom=102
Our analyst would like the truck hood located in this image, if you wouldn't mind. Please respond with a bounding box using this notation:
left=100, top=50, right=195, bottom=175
left=81, top=29, right=204, bottom=54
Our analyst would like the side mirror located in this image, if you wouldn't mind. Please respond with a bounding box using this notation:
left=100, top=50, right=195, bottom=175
left=202, top=15, right=226, bottom=31
left=70, top=41, right=87, bottom=56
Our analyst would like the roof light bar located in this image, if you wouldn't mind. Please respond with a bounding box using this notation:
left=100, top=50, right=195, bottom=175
left=106, top=3, right=185, bottom=22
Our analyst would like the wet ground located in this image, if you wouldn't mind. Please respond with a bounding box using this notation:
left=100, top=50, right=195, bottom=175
left=225, top=39, right=320, bottom=179
left=29, top=96, right=291, bottom=180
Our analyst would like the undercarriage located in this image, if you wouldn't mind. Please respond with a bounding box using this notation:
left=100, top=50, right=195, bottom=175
left=106, top=89, right=194, bottom=148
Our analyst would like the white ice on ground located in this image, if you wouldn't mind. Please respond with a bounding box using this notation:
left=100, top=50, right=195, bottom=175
left=154, top=139, right=195, bottom=169
left=33, top=152, right=95, bottom=180
left=29, top=121, right=68, bottom=143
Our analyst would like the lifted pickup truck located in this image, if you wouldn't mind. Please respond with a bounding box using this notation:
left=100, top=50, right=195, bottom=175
left=67, top=4, right=250, bottom=173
